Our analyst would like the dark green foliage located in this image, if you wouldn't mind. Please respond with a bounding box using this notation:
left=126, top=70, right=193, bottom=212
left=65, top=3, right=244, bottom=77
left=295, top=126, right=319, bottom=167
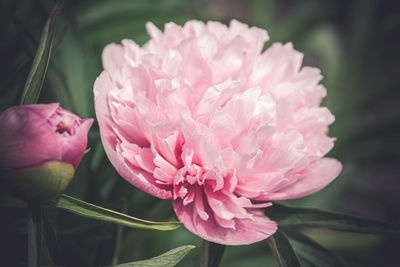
left=267, top=230, right=302, bottom=267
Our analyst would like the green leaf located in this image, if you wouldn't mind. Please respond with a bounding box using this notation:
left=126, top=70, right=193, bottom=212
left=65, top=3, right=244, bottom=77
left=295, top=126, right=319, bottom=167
left=107, top=245, right=195, bottom=267
left=20, top=1, right=63, bottom=105
left=267, top=230, right=301, bottom=267
left=267, top=203, right=399, bottom=234
left=49, top=194, right=181, bottom=231
left=280, top=227, right=344, bottom=267
left=200, top=240, right=226, bottom=267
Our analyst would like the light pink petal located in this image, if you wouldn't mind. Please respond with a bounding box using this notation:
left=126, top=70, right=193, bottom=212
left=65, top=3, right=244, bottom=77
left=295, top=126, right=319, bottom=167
left=94, top=71, right=172, bottom=199
left=248, top=43, right=303, bottom=90
left=256, top=129, right=308, bottom=173
left=235, top=172, right=287, bottom=199
left=109, top=101, right=148, bottom=147
left=120, top=65, right=150, bottom=99
left=121, top=39, right=142, bottom=66
left=179, top=116, right=220, bottom=150
left=193, top=188, right=209, bottom=220
left=223, top=87, right=262, bottom=133
left=153, top=153, right=178, bottom=184
left=154, top=78, right=190, bottom=123
left=173, top=198, right=277, bottom=245
left=133, top=95, right=167, bottom=142
left=163, top=22, right=187, bottom=47
left=182, top=135, right=223, bottom=170
left=293, top=107, right=336, bottom=157
left=195, top=33, right=219, bottom=62
left=176, top=38, right=212, bottom=97
left=233, top=124, right=274, bottom=155
left=195, top=78, right=240, bottom=124
left=229, top=20, right=269, bottom=54
left=161, top=49, right=182, bottom=77
left=183, top=20, right=206, bottom=37
left=102, top=44, right=125, bottom=83
left=259, top=158, right=342, bottom=201
left=145, top=22, right=163, bottom=41
left=149, top=123, right=181, bottom=167
left=206, top=21, right=230, bottom=41
left=298, top=67, right=326, bottom=107
left=211, top=36, right=247, bottom=83
left=209, top=110, right=237, bottom=148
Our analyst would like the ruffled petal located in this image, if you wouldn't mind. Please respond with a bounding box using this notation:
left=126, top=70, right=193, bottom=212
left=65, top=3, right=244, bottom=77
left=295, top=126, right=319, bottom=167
left=94, top=71, right=172, bottom=199
left=259, top=158, right=342, bottom=201
left=173, top=198, right=277, bottom=245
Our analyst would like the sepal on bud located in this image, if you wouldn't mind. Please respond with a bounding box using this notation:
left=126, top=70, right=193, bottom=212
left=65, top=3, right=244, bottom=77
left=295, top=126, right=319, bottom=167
left=1, top=160, right=74, bottom=202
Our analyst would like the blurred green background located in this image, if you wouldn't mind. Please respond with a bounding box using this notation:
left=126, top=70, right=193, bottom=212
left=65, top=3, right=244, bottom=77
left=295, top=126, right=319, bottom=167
left=1, top=0, right=399, bottom=266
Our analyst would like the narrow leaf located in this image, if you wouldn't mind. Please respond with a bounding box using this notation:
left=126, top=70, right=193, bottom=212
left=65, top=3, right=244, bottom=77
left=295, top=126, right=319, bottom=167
left=267, top=203, right=399, bottom=234
left=49, top=194, right=181, bottom=231
left=280, top=226, right=344, bottom=267
left=267, top=230, right=301, bottom=267
left=107, top=245, right=195, bottom=267
left=200, top=240, right=226, bottom=267
left=20, top=1, right=63, bottom=104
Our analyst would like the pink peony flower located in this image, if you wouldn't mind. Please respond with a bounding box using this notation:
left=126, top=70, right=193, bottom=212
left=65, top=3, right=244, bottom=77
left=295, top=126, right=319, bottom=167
left=94, top=20, right=342, bottom=245
left=0, top=103, right=93, bottom=200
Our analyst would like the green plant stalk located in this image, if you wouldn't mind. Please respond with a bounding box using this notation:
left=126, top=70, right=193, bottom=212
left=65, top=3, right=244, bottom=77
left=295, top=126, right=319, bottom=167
left=111, top=198, right=128, bottom=265
left=27, top=206, right=37, bottom=267
left=200, top=240, right=226, bottom=267
left=28, top=204, right=41, bottom=267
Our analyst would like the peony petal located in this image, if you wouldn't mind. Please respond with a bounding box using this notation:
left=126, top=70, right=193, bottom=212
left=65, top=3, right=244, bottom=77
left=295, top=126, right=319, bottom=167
left=173, top=198, right=277, bottom=245
left=209, top=110, right=237, bottom=148
left=153, top=152, right=178, bottom=184
left=211, top=36, right=247, bottom=83
left=94, top=71, right=172, bottom=199
left=223, top=87, right=262, bottom=134
left=0, top=104, right=61, bottom=171
left=102, top=44, right=125, bottom=85
left=60, top=118, right=94, bottom=168
left=259, top=158, right=342, bottom=201
left=183, top=20, right=206, bottom=37
left=248, top=42, right=303, bottom=91
left=176, top=38, right=213, bottom=97
left=145, top=22, right=162, bottom=41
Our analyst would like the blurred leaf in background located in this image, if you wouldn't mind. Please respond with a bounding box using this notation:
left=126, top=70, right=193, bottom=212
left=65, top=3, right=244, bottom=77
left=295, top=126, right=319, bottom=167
left=1, top=0, right=399, bottom=266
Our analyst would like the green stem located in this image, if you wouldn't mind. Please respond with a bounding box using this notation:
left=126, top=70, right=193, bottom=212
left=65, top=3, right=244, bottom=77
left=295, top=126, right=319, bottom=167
left=111, top=198, right=128, bottom=265
left=200, top=239, right=226, bottom=267
left=38, top=207, right=44, bottom=265
left=27, top=204, right=38, bottom=267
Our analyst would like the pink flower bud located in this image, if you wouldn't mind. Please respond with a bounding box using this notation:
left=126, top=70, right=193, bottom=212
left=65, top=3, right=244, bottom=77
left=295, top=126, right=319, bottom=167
left=0, top=103, right=93, bottom=201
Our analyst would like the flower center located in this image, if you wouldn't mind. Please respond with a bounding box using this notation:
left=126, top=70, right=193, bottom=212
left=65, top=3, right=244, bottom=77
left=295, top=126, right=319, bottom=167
left=56, top=121, right=72, bottom=135
left=49, top=108, right=77, bottom=136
